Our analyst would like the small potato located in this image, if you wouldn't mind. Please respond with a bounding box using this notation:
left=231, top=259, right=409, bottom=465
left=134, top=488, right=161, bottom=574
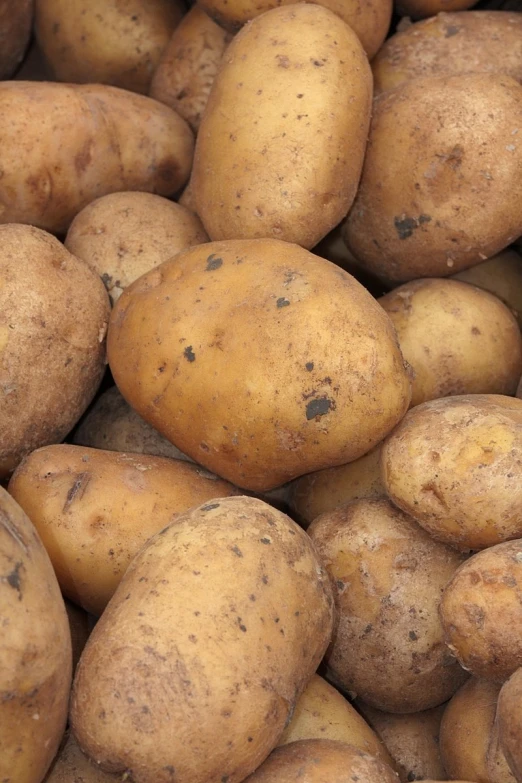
left=46, top=732, right=119, bottom=782
left=379, top=279, right=522, bottom=407
left=452, top=249, right=522, bottom=328
left=381, top=395, right=522, bottom=551
left=0, top=0, right=33, bottom=78
left=497, top=668, right=522, bottom=781
left=395, top=0, right=479, bottom=19
left=65, top=192, right=208, bottom=304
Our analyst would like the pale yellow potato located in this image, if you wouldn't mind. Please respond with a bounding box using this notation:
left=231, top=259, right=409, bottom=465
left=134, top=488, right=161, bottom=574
left=395, top=0, right=479, bottom=19
left=192, top=4, right=372, bottom=249
left=452, top=249, right=522, bottom=328
left=497, top=667, right=522, bottom=781
left=46, top=732, right=119, bottom=782
left=0, top=0, right=33, bottom=78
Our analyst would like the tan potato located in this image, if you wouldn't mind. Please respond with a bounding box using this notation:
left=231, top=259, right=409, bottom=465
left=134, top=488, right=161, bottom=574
left=379, top=279, right=522, bottom=407
left=0, top=225, right=109, bottom=481
left=8, top=443, right=238, bottom=615
left=343, top=74, right=522, bottom=284
left=0, top=0, right=33, bottom=78
left=35, top=0, right=184, bottom=94
left=0, top=487, right=72, bottom=782
left=107, top=239, right=411, bottom=492
left=65, top=599, right=91, bottom=673
left=452, top=249, right=522, bottom=328
left=150, top=7, right=233, bottom=131
left=395, top=0, right=479, bottom=19
left=308, top=498, right=467, bottom=713
left=497, top=668, right=522, bottom=781
left=65, top=192, right=208, bottom=304
left=192, top=4, right=372, bottom=249
left=46, top=732, right=119, bottom=782
left=381, top=395, right=522, bottom=551
left=70, top=496, right=334, bottom=782
left=0, top=82, right=194, bottom=234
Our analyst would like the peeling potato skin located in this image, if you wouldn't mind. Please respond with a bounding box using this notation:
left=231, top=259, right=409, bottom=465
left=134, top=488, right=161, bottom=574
left=497, top=668, right=522, bottom=781
left=381, top=395, right=522, bottom=551
left=308, top=498, right=467, bottom=713
left=0, top=0, right=33, bottom=79
left=0, top=487, right=72, bottom=783
left=70, top=495, right=335, bottom=783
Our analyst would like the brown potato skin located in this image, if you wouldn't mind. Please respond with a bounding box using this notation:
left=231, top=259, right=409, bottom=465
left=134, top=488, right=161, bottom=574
left=452, top=249, right=522, bottom=328
left=0, top=488, right=72, bottom=783
left=0, top=82, right=194, bottom=234
left=308, top=498, right=467, bottom=713
left=70, top=496, right=335, bottom=783
left=0, top=0, right=33, bottom=78
left=395, top=0, right=478, bottom=19
left=192, top=4, right=372, bottom=249
left=343, top=74, right=522, bottom=284
left=381, top=395, right=522, bottom=551
left=8, top=444, right=238, bottom=615
left=498, top=668, right=522, bottom=781
left=0, top=225, right=109, bottom=481
left=46, top=732, right=119, bottom=782
left=107, top=239, right=411, bottom=491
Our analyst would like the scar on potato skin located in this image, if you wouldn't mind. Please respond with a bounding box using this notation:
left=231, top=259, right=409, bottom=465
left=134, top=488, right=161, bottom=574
left=183, top=345, right=196, bottom=362
left=305, top=397, right=334, bottom=420
left=5, top=561, right=23, bottom=599
left=206, top=254, right=223, bottom=271
left=394, top=214, right=432, bottom=239
left=62, top=472, right=91, bottom=512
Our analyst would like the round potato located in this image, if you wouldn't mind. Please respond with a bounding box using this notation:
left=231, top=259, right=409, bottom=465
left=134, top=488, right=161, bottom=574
left=308, top=498, right=467, bottom=713
left=381, top=395, right=522, bottom=551
left=343, top=74, right=522, bottom=284
left=65, top=192, right=208, bottom=304
left=394, top=0, right=479, bottom=19
left=0, top=0, right=33, bottom=78
left=497, top=667, right=522, bottom=781
left=192, top=4, right=372, bottom=249
left=379, top=279, right=522, bottom=407
left=452, top=249, right=522, bottom=328
left=46, top=732, right=119, bottom=782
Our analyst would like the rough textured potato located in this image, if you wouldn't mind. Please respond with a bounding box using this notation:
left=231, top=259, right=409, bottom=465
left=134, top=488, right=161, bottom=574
left=379, top=279, right=522, bottom=407
left=65, top=192, right=208, bottom=304
left=0, top=225, right=109, bottom=481
left=0, top=82, right=194, bottom=234
left=343, top=74, right=522, bottom=284
left=395, top=0, right=479, bottom=19
left=308, top=498, right=467, bottom=713
left=35, top=0, right=184, bottom=94
left=107, top=239, right=411, bottom=492
left=46, top=732, right=119, bottom=782
left=150, top=7, right=232, bottom=131
left=192, top=4, right=372, bottom=249
left=8, top=444, right=238, bottom=615
left=452, top=249, right=522, bottom=328
left=0, top=487, right=72, bottom=783
left=497, top=668, right=522, bottom=781
left=381, top=395, right=522, bottom=551
left=0, top=0, right=33, bottom=79
left=70, top=496, right=334, bottom=783
left=65, top=600, right=91, bottom=673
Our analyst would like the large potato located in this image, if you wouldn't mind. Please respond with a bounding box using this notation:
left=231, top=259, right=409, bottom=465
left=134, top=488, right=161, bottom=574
left=343, top=74, right=522, bottom=283
left=0, top=82, right=193, bottom=234
left=497, top=668, right=522, bottom=781
left=192, top=4, right=372, bottom=249
left=452, top=249, right=522, bottom=328
left=0, top=225, right=109, bottom=481
left=0, top=487, right=72, bottom=783
left=70, top=496, right=334, bottom=783
left=381, top=395, right=522, bottom=551
left=107, top=239, right=411, bottom=491
left=0, top=0, right=33, bottom=78
left=308, top=498, right=467, bottom=713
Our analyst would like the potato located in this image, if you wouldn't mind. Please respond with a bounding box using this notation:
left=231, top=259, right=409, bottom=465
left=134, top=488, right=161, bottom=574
left=0, top=224, right=109, bottom=481
left=8, top=443, right=238, bottom=615
left=70, top=496, right=334, bottom=782
left=192, top=4, right=372, bottom=249
left=35, top=0, right=184, bottom=94
left=497, top=667, right=522, bottom=781
left=395, top=0, right=479, bottom=19
left=452, top=249, right=522, bottom=328
left=65, top=599, right=91, bottom=673
left=0, top=0, right=33, bottom=79
left=107, top=239, right=411, bottom=492
left=379, top=279, right=522, bottom=407
left=308, top=498, right=467, bottom=713
left=150, top=7, right=233, bottom=131
left=46, top=732, right=119, bottom=782
left=381, top=395, right=522, bottom=551
left=488, top=718, right=517, bottom=783
left=343, top=74, right=522, bottom=284
left=0, top=82, right=194, bottom=234
left=65, top=192, right=208, bottom=304
left=0, top=487, right=72, bottom=782
left=373, top=12, right=522, bottom=97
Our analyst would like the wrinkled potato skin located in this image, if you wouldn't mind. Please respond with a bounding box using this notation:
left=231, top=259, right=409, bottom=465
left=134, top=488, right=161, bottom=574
left=35, top=0, right=183, bottom=94
left=193, top=5, right=372, bottom=249
left=46, top=732, right=119, bottom=782
left=452, top=249, right=522, bottom=328
left=0, top=225, right=109, bottom=480
left=0, top=488, right=72, bottom=783
left=308, top=498, right=467, bottom=713
left=71, top=496, right=334, bottom=783
left=65, top=192, right=208, bottom=304
left=0, top=0, right=33, bottom=78
left=107, top=239, right=411, bottom=491
left=381, top=395, right=522, bottom=551
left=498, top=668, right=522, bottom=781
left=379, top=279, right=522, bottom=407
left=395, top=0, right=478, bottom=19
left=343, top=74, right=522, bottom=284
left=0, top=82, right=194, bottom=234
left=8, top=444, right=238, bottom=615
left=150, top=7, right=232, bottom=131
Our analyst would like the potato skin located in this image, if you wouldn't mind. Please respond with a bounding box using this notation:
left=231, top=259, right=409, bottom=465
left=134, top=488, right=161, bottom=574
left=381, top=395, right=522, bottom=551
left=0, top=487, right=72, bottom=783
left=0, top=225, right=109, bottom=480
left=0, top=0, right=33, bottom=78
left=497, top=668, right=522, bottom=781
left=107, top=239, right=411, bottom=491
left=70, top=496, right=334, bottom=783
left=343, top=74, right=522, bottom=284
left=308, top=498, right=467, bottom=713
left=192, top=4, right=372, bottom=249
left=452, top=249, right=522, bottom=328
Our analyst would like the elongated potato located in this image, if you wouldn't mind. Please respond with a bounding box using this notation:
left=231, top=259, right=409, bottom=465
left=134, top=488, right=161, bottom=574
left=452, top=249, right=522, bottom=328
left=0, top=0, right=33, bottom=78
left=497, top=668, right=522, bottom=781
left=192, top=4, right=372, bottom=249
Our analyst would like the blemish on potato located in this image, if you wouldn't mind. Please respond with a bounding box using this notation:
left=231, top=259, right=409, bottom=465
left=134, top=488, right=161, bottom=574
left=206, top=254, right=223, bottom=271
left=305, top=397, right=333, bottom=420
left=276, top=297, right=290, bottom=308
left=183, top=346, right=196, bottom=362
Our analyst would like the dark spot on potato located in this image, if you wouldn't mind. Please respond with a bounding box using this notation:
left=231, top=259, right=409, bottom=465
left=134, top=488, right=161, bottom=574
left=250, top=594, right=256, bottom=601
left=63, top=472, right=91, bottom=512
left=305, top=361, right=314, bottom=371
left=238, top=617, right=247, bottom=632
left=297, top=93, right=304, bottom=98
left=261, top=574, right=269, bottom=584
left=74, top=141, right=92, bottom=174
left=445, top=24, right=461, bottom=36
left=471, top=326, right=481, bottom=335
left=202, top=503, right=220, bottom=511
left=157, top=159, right=180, bottom=184
left=276, top=54, right=290, bottom=68
left=248, top=736, right=253, bottom=742
left=183, top=346, right=196, bottom=362
left=164, top=767, right=176, bottom=777
left=231, top=545, right=243, bottom=557
left=276, top=297, right=290, bottom=308
left=260, top=537, right=271, bottom=545
left=274, top=617, right=280, bottom=623
left=306, top=397, right=333, bottom=420
left=189, top=634, right=197, bottom=643
left=336, top=579, right=345, bottom=591
left=409, top=630, right=418, bottom=641
left=394, top=214, right=432, bottom=240
left=312, top=58, right=325, bottom=66
left=206, top=254, right=223, bottom=271
left=5, top=562, right=23, bottom=599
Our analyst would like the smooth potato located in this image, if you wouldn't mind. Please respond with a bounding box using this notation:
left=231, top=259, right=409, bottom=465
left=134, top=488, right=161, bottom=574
left=0, top=0, right=33, bottom=79
left=452, top=249, right=522, bottom=328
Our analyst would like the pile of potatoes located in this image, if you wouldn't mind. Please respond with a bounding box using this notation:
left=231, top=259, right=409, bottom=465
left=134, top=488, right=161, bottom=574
left=3, top=0, right=522, bottom=781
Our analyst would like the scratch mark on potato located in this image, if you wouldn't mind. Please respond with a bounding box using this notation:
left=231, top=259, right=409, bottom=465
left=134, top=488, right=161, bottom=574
left=0, top=509, right=29, bottom=554
left=63, top=472, right=91, bottom=512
